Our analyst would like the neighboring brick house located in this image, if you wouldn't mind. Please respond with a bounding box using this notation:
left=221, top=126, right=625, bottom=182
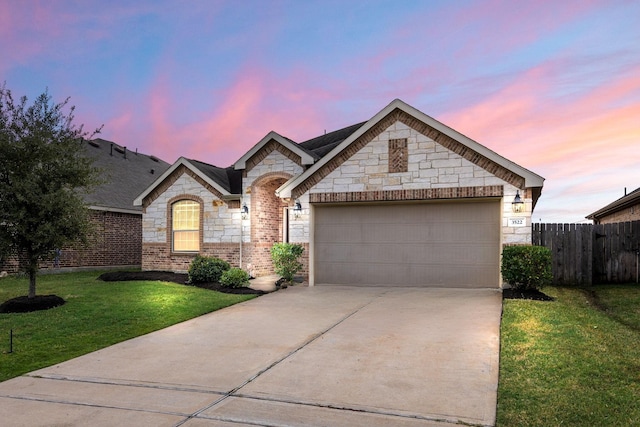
left=135, top=99, right=545, bottom=288
left=0, top=139, right=170, bottom=273
left=586, top=187, right=640, bottom=224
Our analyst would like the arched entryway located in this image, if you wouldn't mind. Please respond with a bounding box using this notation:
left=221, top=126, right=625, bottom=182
left=249, top=173, right=292, bottom=275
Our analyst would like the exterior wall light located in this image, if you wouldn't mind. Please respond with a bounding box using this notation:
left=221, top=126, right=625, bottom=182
left=241, top=203, right=249, bottom=220
left=293, top=200, right=302, bottom=219
left=512, top=190, right=524, bottom=213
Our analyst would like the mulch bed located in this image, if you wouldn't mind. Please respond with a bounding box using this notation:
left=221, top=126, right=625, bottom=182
left=0, top=295, right=66, bottom=313
left=97, top=271, right=266, bottom=295
left=0, top=271, right=263, bottom=314
left=502, top=288, right=555, bottom=301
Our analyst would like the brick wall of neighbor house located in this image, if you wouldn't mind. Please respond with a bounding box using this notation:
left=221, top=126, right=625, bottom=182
left=305, top=119, right=533, bottom=246
left=1, top=210, right=142, bottom=274
left=596, top=202, right=640, bottom=224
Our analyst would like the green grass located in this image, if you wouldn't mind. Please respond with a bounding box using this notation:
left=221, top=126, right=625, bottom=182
left=498, top=285, right=640, bottom=426
left=0, top=271, right=256, bottom=382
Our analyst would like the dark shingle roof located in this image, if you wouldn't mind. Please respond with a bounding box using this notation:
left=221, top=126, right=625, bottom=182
left=587, top=186, right=640, bottom=220
left=83, top=138, right=170, bottom=212
left=299, top=122, right=366, bottom=158
left=187, top=159, right=243, bottom=194
left=181, top=121, right=366, bottom=195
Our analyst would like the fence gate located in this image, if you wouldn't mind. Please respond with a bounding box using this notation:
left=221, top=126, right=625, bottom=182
left=532, top=220, right=640, bottom=285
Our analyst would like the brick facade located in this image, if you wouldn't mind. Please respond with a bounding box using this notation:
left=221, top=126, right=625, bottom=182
left=309, top=186, right=504, bottom=203
left=1, top=210, right=142, bottom=274
left=142, top=242, right=241, bottom=272
left=595, top=202, right=640, bottom=224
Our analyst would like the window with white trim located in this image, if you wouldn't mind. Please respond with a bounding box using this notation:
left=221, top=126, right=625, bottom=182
left=172, top=200, right=200, bottom=252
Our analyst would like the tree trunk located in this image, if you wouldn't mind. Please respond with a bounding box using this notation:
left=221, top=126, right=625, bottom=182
left=28, top=260, right=38, bottom=299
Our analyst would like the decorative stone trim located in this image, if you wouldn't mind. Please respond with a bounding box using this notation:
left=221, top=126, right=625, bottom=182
left=388, top=138, right=408, bottom=173
left=309, top=185, right=503, bottom=203
left=250, top=171, right=294, bottom=188
left=244, top=140, right=302, bottom=176
left=291, top=108, right=525, bottom=199
left=227, top=200, right=241, bottom=209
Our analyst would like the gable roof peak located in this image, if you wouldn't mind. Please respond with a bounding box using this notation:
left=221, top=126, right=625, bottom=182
left=234, top=130, right=316, bottom=170
left=277, top=98, right=544, bottom=199
left=133, top=157, right=233, bottom=206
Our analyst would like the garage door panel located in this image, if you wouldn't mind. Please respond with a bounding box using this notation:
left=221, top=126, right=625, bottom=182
left=317, top=241, right=497, bottom=265
left=314, top=201, right=500, bottom=287
left=315, top=224, right=363, bottom=242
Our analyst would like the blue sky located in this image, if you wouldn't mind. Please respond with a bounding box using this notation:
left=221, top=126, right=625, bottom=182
left=2, top=0, right=639, bottom=222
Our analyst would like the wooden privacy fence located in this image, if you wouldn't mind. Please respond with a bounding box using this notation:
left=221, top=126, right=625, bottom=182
left=532, top=221, right=640, bottom=285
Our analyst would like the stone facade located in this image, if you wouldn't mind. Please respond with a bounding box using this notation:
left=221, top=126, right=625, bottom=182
left=140, top=171, right=245, bottom=272
left=142, top=173, right=242, bottom=245
left=138, top=102, right=542, bottom=280
left=140, top=149, right=308, bottom=275
left=306, top=120, right=533, bottom=246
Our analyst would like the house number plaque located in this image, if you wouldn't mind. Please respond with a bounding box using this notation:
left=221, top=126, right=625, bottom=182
left=508, top=217, right=526, bottom=227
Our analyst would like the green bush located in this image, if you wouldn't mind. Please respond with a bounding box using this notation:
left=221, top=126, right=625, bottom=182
left=187, top=255, right=230, bottom=284
left=501, top=245, right=552, bottom=290
left=219, top=267, right=250, bottom=288
left=270, top=243, right=304, bottom=285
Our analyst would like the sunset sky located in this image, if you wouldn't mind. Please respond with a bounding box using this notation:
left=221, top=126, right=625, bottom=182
left=2, top=0, right=639, bottom=223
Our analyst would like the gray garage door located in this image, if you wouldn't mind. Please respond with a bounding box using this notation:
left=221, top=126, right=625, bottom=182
left=313, top=200, right=500, bottom=287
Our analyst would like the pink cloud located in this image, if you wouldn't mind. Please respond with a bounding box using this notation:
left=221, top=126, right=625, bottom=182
left=439, top=58, right=640, bottom=222
left=109, top=62, right=330, bottom=166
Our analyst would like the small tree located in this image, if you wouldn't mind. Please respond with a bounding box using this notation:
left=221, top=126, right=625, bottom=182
left=270, top=243, right=304, bottom=286
left=0, top=84, right=101, bottom=298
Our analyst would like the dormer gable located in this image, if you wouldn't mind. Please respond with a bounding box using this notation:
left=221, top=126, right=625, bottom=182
left=234, top=131, right=316, bottom=173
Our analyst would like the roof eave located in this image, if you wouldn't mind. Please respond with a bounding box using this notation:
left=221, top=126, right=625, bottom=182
left=89, top=205, right=142, bottom=215
left=586, top=192, right=640, bottom=220
left=133, top=157, right=231, bottom=206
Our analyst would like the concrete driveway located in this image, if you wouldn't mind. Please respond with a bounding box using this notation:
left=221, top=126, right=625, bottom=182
left=0, top=286, right=502, bottom=427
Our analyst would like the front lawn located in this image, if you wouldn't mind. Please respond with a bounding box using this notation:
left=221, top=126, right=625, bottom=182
left=498, top=285, right=640, bottom=426
left=0, top=271, right=256, bottom=382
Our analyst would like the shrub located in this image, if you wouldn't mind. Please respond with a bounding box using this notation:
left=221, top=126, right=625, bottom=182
left=219, top=267, right=250, bottom=288
left=270, top=243, right=304, bottom=285
left=187, top=255, right=230, bottom=284
left=501, top=245, right=552, bottom=290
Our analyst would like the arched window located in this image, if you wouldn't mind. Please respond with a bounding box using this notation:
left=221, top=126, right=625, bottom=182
left=172, top=200, right=200, bottom=252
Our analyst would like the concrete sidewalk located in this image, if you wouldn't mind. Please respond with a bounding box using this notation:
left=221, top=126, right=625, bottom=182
left=0, top=286, right=502, bottom=426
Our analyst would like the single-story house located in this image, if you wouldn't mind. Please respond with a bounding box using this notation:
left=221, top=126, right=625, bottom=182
left=586, top=187, right=640, bottom=224
left=0, top=139, right=170, bottom=273
left=135, top=99, right=544, bottom=288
